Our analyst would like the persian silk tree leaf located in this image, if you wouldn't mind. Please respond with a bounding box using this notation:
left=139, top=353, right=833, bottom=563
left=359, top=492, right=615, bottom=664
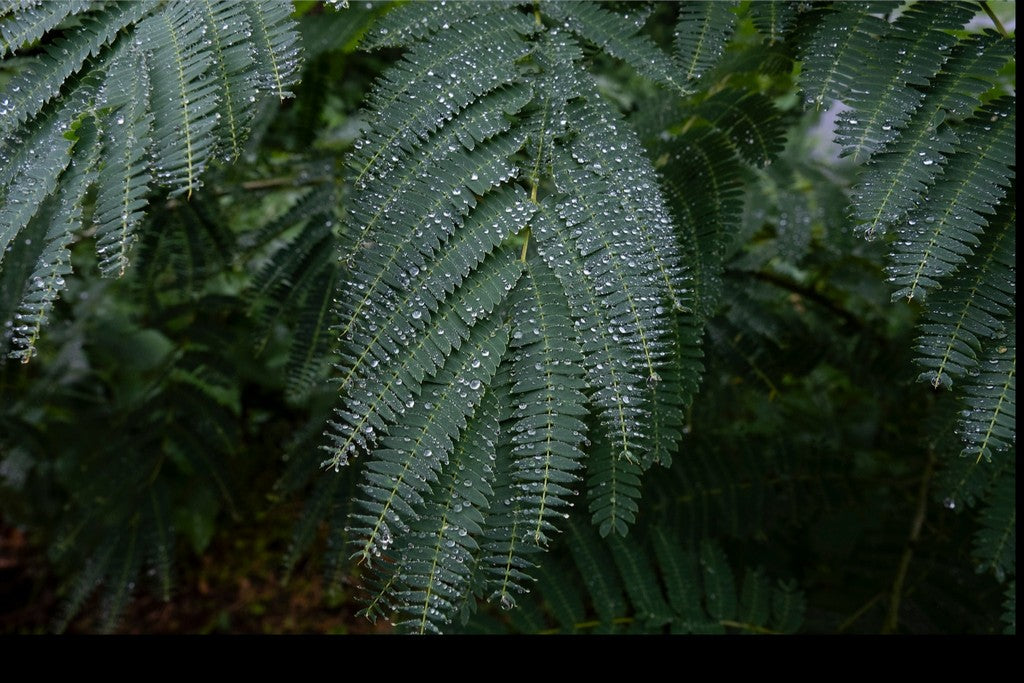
left=327, top=190, right=533, bottom=464
left=674, top=1, right=737, bottom=84
left=797, top=2, right=895, bottom=111
left=888, top=98, right=1015, bottom=302
left=93, top=40, right=153, bottom=277
left=972, top=469, right=1015, bottom=583
left=362, top=0, right=512, bottom=50
left=914, top=200, right=1014, bottom=390
left=747, top=0, right=799, bottom=45
left=957, top=328, right=1015, bottom=464
left=366, top=390, right=501, bottom=634
left=136, top=1, right=222, bottom=197
left=544, top=0, right=692, bottom=97
left=691, top=88, right=786, bottom=168
left=196, top=0, right=261, bottom=161
left=506, top=254, right=588, bottom=547
left=0, top=0, right=90, bottom=56
left=349, top=11, right=534, bottom=188
left=0, top=0, right=156, bottom=139
left=347, top=305, right=513, bottom=565
left=10, top=114, right=99, bottom=362
left=242, top=0, right=301, bottom=101
left=833, top=1, right=976, bottom=163
left=851, top=31, right=1015, bottom=237
left=532, top=201, right=649, bottom=464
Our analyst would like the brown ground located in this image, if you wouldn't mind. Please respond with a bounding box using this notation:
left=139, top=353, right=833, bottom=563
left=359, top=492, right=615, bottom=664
left=0, top=517, right=393, bottom=635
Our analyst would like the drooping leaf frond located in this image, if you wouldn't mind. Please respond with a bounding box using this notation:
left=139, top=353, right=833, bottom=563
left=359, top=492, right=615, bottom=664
left=674, top=1, right=737, bottom=84
left=832, top=1, right=976, bottom=163
left=0, top=0, right=90, bottom=56
left=0, top=0, right=303, bottom=360
left=316, top=1, right=714, bottom=628
left=957, top=328, right=1015, bottom=464
left=888, top=97, right=1015, bottom=302
left=241, top=0, right=301, bottom=101
left=348, top=302, right=513, bottom=564
left=93, top=41, right=153, bottom=277
left=586, top=430, right=642, bottom=538
left=544, top=0, right=692, bottom=96
left=850, top=31, right=1014, bottom=237
left=8, top=113, right=99, bottom=362
left=972, top=464, right=1015, bottom=583
left=363, top=390, right=502, bottom=633
left=506, top=255, right=588, bottom=547
left=914, top=199, right=1014, bottom=390
left=747, top=0, right=799, bottom=46
left=796, top=2, right=895, bottom=111
left=0, top=1, right=156, bottom=139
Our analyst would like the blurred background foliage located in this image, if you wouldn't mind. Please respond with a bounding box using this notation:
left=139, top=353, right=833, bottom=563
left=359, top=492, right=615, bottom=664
left=0, top=1, right=1015, bottom=634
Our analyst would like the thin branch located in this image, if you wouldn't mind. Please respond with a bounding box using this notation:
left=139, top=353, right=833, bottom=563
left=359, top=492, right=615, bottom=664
left=882, top=449, right=936, bottom=633
left=979, top=1, right=1009, bottom=37
left=745, top=269, right=869, bottom=332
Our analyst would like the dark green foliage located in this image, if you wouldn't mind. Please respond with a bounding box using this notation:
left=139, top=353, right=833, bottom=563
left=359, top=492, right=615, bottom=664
left=829, top=2, right=977, bottom=163
left=0, top=0, right=1015, bottom=637
left=0, top=0, right=301, bottom=361
left=674, top=1, right=737, bottom=84
left=466, top=519, right=804, bottom=634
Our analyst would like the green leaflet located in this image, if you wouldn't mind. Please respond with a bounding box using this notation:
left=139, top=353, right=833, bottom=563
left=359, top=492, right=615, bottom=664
left=544, top=0, right=691, bottom=96
left=888, top=98, right=1015, bottom=302
left=363, top=389, right=502, bottom=633
left=349, top=11, right=535, bottom=186
left=9, top=112, right=99, bottom=362
left=93, top=39, right=153, bottom=277
left=957, top=327, right=1015, bottom=464
left=473, top=522, right=805, bottom=634
left=242, top=0, right=301, bottom=101
left=327, top=188, right=534, bottom=464
left=914, top=200, right=1014, bottom=390
left=850, top=31, right=1014, bottom=237
left=747, top=0, right=799, bottom=45
left=531, top=201, right=649, bottom=465
left=692, top=89, right=787, bottom=168
left=361, top=0, right=512, bottom=50
left=0, top=0, right=303, bottom=359
left=0, top=1, right=157, bottom=139
left=833, top=1, right=977, bottom=163
left=506, top=254, right=587, bottom=546
left=137, top=1, right=222, bottom=197
left=349, top=302, right=514, bottom=564
left=674, top=1, right=737, bottom=84
left=196, top=0, right=261, bottom=161
left=0, top=0, right=90, bottom=56
left=797, top=2, right=895, bottom=111
left=972, top=466, right=1015, bottom=583
left=586, top=428, right=642, bottom=537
